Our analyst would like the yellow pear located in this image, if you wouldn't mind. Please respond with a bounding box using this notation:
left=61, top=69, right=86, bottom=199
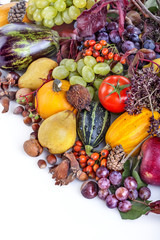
left=18, top=58, right=58, bottom=90
left=38, top=110, right=76, bottom=154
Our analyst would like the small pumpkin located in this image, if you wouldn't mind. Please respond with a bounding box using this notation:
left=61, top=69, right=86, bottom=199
left=0, top=2, right=30, bottom=27
left=105, top=108, right=160, bottom=155
left=35, top=79, right=75, bottom=119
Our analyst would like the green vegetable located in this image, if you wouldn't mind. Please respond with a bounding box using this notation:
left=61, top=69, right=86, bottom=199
left=77, top=100, right=111, bottom=155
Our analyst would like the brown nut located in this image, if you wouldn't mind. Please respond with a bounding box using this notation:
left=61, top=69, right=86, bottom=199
left=32, top=123, right=40, bottom=132
left=37, top=159, right=47, bottom=169
left=46, top=154, right=57, bottom=165
left=16, top=88, right=33, bottom=105
left=23, top=139, right=43, bottom=157
left=23, top=116, right=32, bottom=125
left=30, top=131, right=38, bottom=140
left=22, top=110, right=29, bottom=117
left=13, top=106, right=24, bottom=115
left=77, top=170, right=88, bottom=181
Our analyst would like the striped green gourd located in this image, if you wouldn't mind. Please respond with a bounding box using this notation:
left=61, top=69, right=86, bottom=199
left=0, top=23, right=59, bottom=70
left=77, top=100, right=111, bottom=156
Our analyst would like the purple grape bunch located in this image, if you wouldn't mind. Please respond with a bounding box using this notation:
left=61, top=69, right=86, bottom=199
left=80, top=165, right=152, bottom=214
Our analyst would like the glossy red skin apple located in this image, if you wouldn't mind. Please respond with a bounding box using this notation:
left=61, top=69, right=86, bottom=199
left=139, top=136, right=160, bottom=186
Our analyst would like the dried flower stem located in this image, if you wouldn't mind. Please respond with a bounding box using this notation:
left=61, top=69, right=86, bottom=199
left=132, top=0, right=160, bottom=24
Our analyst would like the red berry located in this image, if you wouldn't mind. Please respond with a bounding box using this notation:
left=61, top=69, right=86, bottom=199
left=73, top=145, right=81, bottom=152
left=96, top=56, right=104, bottom=63
left=94, top=43, right=102, bottom=51
left=100, top=40, right=107, bottom=46
left=113, top=53, right=120, bottom=61
left=120, top=57, right=126, bottom=64
left=100, top=158, right=107, bottom=167
left=104, top=54, right=108, bottom=60
left=75, top=140, right=83, bottom=147
left=85, top=49, right=92, bottom=56
left=93, top=164, right=99, bottom=172
left=89, top=39, right=96, bottom=46
left=79, top=155, right=87, bottom=163
left=102, top=48, right=109, bottom=55
left=79, top=150, right=86, bottom=155
left=91, top=152, right=99, bottom=161
left=108, top=52, right=114, bottom=59
left=100, top=149, right=109, bottom=158
left=93, top=50, right=100, bottom=58
left=87, top=159, right=95, bottom=166
left=86, top=165, right=93, bottom=174
left=84, top=40, right=89, bottom=47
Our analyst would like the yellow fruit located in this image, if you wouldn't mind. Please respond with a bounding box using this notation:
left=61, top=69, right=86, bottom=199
left=38, top=110, right=76, bottom=154
left=143, top=58, right=160, bottom=73
left=18, top=58, right=58, bottom=90
left=105, top=108, right=160, bottom=155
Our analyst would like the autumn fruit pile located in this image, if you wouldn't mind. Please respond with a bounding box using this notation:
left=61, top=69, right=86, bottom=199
left=0, top=0, right=160, bottom=220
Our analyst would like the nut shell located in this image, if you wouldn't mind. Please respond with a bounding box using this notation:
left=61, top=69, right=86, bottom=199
left=23, top=139, right=43, bottom=157
left=16, top=88, right=33, bottom=105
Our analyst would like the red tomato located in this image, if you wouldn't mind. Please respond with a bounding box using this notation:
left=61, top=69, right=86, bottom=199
left=98, top=75, right=131, bottom=113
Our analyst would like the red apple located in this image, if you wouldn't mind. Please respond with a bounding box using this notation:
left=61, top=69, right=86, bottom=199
left=139, top=136, right=160, bottom=186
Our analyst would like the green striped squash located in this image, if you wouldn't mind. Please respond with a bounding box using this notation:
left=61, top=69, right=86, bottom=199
left=77, top=101, right=111, bottom=156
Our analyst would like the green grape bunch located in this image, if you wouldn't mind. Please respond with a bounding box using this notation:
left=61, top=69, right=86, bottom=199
left=27, top=0, right=96, bottom=28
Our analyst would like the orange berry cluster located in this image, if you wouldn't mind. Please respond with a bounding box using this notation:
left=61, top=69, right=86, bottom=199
left=83, top=39, right=126, bottom=64
left=72, top=140, right=109, bottom=180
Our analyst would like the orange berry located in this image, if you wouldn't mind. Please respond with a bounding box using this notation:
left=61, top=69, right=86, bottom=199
left=73, top=152, right=79, bottom=157
left=94, top=43, right=102, bottom=50
left=79, top=150, right=86, bottom=155
left=96, top=56, right=104, bottom=63
left=113, top=53, right=120, bottom=61
left=86, top=165, right=93, bottom=174
left=93, top=163, right=99, bottom=172
left=84, top=40, right=89, bottom=47
left=80, top=162, right=87, bottom=168
left=89, top=39, right=96, bottom=46
left=85, top=49, right=92, bottom=56
left=87, top=159, right=95, bottom=166
left=93, top=50, right=100, bottom=58
left=75, top=140, right=83, bottom=147
left=91, top=152, right=99, bottom=161
left=100, top=40, right=107, bottom=46
left=88, top=171, right=96, bottom=179
left=108, top=52, right=114, bottom=59
left=79, top=155, right=87, bottom=163
left=100, top=149, right=109, bottom=158
left=120, top=57, right=126, bottom=64
left=102, top=48, right=109, bottom=55
left=96, top=176, right=100, bottom=181
left=83, top=167, right=87, bottom=172
left=89, top=46, right=93, bottom=51
left=100, top=158, right=107, bottom=167
left=73, top=145, right=81, bottom=152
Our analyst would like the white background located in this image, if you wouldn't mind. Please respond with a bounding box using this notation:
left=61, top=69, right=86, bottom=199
left=0, top=0, right=160, bottom=239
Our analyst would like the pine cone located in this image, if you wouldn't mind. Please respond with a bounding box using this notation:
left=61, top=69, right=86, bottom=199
left=8, top=0, right=26, bottom=23
left=107, top=145, right=126, bottom=171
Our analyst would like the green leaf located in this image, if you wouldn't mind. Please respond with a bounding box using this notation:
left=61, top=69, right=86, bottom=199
left=122, top=160, right=131, bottom=182
left=119, top=199, right=151, bottom=220
left=145, top=0, right=158, bottom=13
left=131, top=157, right=147, bottom=190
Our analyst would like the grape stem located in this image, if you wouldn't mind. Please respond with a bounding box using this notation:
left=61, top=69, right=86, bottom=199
left=132, top=199, right=149, bottom=206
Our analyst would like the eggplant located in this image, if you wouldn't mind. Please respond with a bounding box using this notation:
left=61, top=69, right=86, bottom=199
left=0, top=23, right=60, bottom=70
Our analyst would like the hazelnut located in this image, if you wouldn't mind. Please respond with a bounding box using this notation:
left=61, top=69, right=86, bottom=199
left=16, top=88, right=33, bottom=105
left=23, top=139, right=43, bottom=157
left=46, top=154, right=57, bottom=165
left=13, top=106, right=24, bottom=115
left=37, top=160, right=47, bottom=169
left=30, top=131, right=38, bottom=140
left=23, top=116, right=32, bottom=125
left=77, top=170, right=88, bottom=181
left=32, top=123, right=40, bottom=132
left=22, top=110, right=29, bottom=117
